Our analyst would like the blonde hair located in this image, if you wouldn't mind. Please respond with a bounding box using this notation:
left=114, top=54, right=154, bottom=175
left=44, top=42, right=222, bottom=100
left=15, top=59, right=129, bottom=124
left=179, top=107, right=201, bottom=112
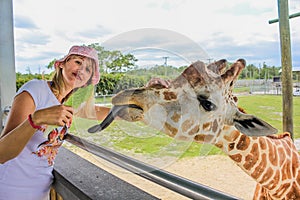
left=51, top=55, right=96, bottom=101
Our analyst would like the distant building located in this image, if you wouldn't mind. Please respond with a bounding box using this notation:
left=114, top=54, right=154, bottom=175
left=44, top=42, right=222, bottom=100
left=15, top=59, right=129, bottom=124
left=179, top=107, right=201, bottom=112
left=278, top=67, right=300, bottom=83
left=293, top=67, right=300, bottom=72
left=278, top=67, right=300, bottom=73
left=273, top=76, right=281, bottom=83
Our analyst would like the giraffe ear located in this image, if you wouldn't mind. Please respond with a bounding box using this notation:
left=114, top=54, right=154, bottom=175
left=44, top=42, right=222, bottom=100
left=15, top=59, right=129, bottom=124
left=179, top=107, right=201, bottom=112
left=207, top=59, right=227, bottom=75
left=221, top=59, right=245, bottom=85
left=233, top=110, right=278, bottom=136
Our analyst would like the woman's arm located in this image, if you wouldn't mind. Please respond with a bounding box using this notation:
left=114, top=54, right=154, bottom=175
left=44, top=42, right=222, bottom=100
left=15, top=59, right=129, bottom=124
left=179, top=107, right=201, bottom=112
left=0, top=92, right=36, bottom=163
left=0, top=92, right=73, bottom=164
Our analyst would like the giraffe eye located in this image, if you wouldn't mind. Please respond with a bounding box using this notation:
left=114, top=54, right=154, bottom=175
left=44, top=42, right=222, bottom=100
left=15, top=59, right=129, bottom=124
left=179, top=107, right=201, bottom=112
left=201, top=100, right=217, bottom=111
left=197, top=95, right=217, bottom=111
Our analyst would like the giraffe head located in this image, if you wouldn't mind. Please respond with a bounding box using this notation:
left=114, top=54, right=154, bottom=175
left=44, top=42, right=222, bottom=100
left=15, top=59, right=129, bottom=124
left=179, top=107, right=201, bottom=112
left=98, top=59, right=277, bottom=142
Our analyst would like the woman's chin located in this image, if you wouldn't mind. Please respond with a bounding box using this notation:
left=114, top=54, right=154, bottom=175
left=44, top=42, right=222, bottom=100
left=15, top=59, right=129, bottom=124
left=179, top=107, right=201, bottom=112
left=73, top=81, right=86, bottom=88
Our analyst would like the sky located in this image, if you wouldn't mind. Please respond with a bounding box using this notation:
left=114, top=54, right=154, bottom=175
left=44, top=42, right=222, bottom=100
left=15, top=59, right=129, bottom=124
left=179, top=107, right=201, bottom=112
left=12, top=0, right=300, bottom=74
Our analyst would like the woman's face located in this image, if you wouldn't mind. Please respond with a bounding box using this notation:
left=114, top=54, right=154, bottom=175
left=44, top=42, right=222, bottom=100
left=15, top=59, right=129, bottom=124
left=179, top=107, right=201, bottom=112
left=62, top=56, right=93, bottom=89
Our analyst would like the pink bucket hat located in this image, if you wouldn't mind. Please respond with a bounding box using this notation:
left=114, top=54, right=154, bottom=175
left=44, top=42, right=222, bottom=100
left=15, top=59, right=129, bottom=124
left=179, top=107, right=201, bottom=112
left=54, top=45, right=100, bottom=85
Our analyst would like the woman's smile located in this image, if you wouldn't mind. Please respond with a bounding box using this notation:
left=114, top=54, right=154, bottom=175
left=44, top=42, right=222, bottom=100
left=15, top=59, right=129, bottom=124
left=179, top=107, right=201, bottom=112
left=73, top=71, right=82, bottom=81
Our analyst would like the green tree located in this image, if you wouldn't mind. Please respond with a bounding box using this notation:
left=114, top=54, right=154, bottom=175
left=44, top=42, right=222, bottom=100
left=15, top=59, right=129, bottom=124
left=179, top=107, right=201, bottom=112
left=107, top=53, right=138, bottom=72
left=44, top=43, right=137, bottom=74
left=88, top=43, right=111, bottom=73
left=88, top=43, right=137, bottom=73
left=47, top=59, right=56, bottom=70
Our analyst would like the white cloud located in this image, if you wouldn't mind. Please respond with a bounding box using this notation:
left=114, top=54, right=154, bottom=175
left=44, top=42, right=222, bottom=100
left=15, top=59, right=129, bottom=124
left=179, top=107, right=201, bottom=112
left=12, top=0, right=300, bottom=73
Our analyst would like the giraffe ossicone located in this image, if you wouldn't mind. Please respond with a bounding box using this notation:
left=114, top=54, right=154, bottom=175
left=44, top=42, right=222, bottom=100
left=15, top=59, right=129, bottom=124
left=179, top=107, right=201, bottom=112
left=93, top=59, right=300, bottom=199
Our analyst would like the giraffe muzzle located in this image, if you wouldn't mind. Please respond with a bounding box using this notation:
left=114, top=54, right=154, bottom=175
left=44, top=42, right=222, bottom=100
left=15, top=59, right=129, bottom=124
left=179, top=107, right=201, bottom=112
left=88, top=104, right=143, bottom=133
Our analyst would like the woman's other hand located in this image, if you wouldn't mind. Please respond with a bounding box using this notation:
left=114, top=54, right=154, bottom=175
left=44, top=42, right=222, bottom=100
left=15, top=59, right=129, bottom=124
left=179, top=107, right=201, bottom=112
left=146, top=78, right=171, bottom=88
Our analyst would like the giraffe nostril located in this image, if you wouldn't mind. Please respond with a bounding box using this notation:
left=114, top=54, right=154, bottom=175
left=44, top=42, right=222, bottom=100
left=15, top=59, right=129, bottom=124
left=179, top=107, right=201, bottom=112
left=127, top=104, right=143, bottom=111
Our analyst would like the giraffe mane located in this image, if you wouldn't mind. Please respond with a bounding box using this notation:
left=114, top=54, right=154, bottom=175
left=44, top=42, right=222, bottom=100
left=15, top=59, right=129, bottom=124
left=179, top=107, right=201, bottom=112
left=238, top=107, right=247, bottom=114
left=266, top=132, right=291, bottom=140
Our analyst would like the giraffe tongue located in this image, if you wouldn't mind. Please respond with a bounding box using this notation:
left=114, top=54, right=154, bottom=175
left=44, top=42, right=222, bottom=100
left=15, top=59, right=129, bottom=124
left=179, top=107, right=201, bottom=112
left=87, top=105, right=142, bottom=133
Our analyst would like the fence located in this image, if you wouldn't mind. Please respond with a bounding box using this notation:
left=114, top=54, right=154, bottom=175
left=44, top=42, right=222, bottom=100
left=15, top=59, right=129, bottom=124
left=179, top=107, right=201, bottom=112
left=235, top=79, right=300, bottom=95
left=50, top=133, right=241, bottom=200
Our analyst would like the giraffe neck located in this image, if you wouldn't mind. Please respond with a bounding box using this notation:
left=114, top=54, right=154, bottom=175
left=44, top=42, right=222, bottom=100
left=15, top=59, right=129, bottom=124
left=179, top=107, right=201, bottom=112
left=214, top=126, right=300, bottom=197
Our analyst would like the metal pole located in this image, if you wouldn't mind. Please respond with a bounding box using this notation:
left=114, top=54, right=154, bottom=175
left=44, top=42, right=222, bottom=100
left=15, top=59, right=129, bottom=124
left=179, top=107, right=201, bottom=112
left=277, top=0, right=293, bottom=138
left=65, top=134, right=240, bottom=200
left=0, top=0, right=16, bottom=131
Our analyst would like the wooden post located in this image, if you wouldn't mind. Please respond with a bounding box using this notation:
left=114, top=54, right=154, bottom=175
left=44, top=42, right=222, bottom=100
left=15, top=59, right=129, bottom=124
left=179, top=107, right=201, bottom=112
left=277, top=0, right=293, bottom=139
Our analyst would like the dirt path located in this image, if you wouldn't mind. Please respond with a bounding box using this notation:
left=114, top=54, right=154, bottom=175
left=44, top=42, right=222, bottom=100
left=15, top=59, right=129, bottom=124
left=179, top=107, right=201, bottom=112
left=69, top=147, right=256, bottom=200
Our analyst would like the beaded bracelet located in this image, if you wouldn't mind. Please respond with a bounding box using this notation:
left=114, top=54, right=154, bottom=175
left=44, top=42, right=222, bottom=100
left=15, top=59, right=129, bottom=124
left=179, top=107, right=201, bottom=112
left=28, top=114, right=42, bottom=130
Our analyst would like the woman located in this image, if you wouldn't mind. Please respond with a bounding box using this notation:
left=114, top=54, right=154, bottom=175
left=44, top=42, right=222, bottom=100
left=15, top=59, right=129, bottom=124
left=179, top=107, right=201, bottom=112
left=0, top=45, right=111, bottom=200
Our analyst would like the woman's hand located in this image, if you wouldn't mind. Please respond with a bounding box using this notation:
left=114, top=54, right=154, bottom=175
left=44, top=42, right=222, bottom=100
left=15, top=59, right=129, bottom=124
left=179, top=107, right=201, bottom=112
left=146, top=78, right=171, bottom=88
left=32, top=105, right=74, bottom=127
left=0, top=93, right=73, bottom=163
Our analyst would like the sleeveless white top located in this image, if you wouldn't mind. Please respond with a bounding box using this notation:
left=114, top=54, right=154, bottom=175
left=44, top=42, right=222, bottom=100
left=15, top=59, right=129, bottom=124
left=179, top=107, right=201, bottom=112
left=0, top=79, right=62, bottom=200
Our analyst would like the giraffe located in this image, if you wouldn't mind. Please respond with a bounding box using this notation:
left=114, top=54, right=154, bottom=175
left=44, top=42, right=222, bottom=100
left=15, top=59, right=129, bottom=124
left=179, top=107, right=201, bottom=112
left=92, top=59, right=300, bottom=199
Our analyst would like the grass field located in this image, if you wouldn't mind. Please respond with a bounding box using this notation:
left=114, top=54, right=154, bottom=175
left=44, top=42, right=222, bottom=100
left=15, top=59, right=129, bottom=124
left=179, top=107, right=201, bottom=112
left=237, top=95, right=300, bottom=138
left=70, top=95, right=300, bottom=158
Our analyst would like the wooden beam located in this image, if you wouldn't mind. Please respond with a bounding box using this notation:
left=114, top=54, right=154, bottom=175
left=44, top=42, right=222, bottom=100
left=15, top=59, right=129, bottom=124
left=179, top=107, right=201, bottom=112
left=269, top=12, right=300, bottom=24
left=277, top=0, right=294, bottom=138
